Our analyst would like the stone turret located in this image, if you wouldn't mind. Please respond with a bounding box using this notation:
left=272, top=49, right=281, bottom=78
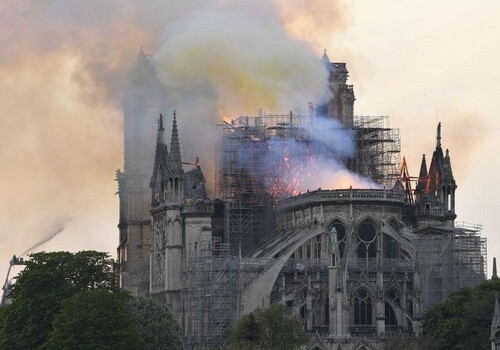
left=321, top=50, right=355, bottom=128
left=415, top=123, right=457, bottom=226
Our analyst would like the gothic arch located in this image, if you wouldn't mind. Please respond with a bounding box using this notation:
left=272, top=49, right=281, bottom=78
left=356, top=219, right=377, bottom=260
left=353, top=287, right=374, bottom=325
left=353, top=215, right=379, bottom=232
left=241, top=221, right=326, bottom=314
left=327, top=218, right=348, bottom=260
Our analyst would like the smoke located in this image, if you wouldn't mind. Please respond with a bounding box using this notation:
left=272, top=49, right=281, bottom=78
left=153, top=6, right=335, bottom=186
left=19, top=219, right=71, bottom=257
left=0, top=0, right=349, bottom=278
left=264, top=116, right=379, bottom=197
left=155, top=11, right=330, bottom=117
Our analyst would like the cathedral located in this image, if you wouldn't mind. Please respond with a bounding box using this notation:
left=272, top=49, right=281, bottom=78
left=116, top=49, right=487, bottom=350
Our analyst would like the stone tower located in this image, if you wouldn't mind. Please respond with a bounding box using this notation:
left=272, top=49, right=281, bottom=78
left=116, top=48, right=165, bottom=296
left=321, top=50, right=355, bottom=128
left=150, top=112, right=213, bottom=322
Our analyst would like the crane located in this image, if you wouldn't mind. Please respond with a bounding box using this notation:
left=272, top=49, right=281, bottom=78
left=1, top=255, right=25, bottom=306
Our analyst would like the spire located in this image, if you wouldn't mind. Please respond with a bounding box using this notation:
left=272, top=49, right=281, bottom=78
left=136, top=45, right=146, bottom=64
left=494, top=257, right=498, bottom=279
left=322, top=49, right=330, bottom=64
left=419, top=154, right=428, bottom=178
left=170, top=109, right=182, bottom=170
left=150, top=114, right=169, bottom=193
left=157, top=113, right=165, bottom=145
left=437, top=122, right=442, bottom=148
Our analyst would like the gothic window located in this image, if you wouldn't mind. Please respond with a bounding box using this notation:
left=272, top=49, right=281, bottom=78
left=354, top=288, right=372, bottom=325
left=385, top=302, right=397, bottom=326
left=357, top=220, right=377, bottom=259
left=383, top=234, right=398, bottom=259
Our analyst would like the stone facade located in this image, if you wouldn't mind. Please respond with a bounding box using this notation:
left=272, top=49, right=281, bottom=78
left=149, top=113, right=213, bottom=324
left=117, top=48, right=165, bottom=296
left=118, top=51, right=485, bottom=350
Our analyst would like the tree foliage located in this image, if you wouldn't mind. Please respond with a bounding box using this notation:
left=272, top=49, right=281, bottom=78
left=0, top=251, right=182, bottom=350
left=421, top=278, right=500, bottom=350
left=0, top=251, right=117, bottom=349
left=226, top=303, right=309, bottom=350
left=126, top=296, right=183, bottom=350
left=44, top=289, right=142, bottom=350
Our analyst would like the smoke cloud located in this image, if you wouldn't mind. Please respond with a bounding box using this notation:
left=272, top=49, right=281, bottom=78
left=0, top=0, right=349, bottom=281
left=264, top=116, right=379, bottom=197
left=19, top=219, right=71, bottom=257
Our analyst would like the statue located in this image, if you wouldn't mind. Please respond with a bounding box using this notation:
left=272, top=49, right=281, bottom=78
left=330, top=226, right=341, bottom=267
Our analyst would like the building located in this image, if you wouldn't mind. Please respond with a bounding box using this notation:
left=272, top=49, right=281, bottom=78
left=116, top=48, right=165, bottom=296
left=118, top=50, right=487, bottom=350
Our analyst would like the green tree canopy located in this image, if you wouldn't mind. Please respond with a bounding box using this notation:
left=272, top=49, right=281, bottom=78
left=422, top=278, right=500, bottom=350
left=0, top=251, right=117, bottom=349
left=0, top=250, right=183, bottom=350
left=44, top=289, right=142, bottom=350
left=226, top=303, right=309, bottom=350
left=126, top=296, right=183, bottom=350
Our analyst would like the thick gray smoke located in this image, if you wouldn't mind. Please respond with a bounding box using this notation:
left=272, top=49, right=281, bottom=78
left=0, top=0, right=349, bottom=282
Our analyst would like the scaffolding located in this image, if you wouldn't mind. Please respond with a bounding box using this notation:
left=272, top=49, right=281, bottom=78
left=454, top=222, right=487, bottom=287
left=353, top=116, right=401, bottom=188
left=217, top=114, right=312, bottom=255
left=414, top=222, right=486, bottom=310
left=217, top=114, right=402, bottom=255
left=184, top=242, right=239, bottom=350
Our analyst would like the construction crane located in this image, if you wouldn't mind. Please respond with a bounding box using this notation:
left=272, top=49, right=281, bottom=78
left=400, top=157, right=414, bottom=204
left=182, top=155, right=201, bottom=170
left=1, top=255, right=25, bottom=306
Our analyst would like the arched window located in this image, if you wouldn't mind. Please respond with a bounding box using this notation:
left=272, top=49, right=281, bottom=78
left=385, top=302, right=397, bottom=326
left=354, top=288, right=372, bottom=325
left=383, top=234, right=398, bottom=259
left=357, top=220, right=377, bottom=259
left=174, top=177, right=179, bottom=198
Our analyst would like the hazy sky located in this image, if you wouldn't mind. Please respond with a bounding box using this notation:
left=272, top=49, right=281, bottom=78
left=1, top=0, right=498, bottom=283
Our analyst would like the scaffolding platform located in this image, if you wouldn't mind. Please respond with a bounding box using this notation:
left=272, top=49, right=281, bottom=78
left=184, top=242, right=239, bottom=350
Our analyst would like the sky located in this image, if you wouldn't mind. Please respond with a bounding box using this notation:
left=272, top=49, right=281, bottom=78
left=0, top=0, right=498, bottom=284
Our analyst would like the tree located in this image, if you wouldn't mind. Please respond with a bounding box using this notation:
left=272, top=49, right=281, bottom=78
left=226, top=303, right=309, bottom=350
left=421, top=278, right=500, bottom=350
left=44, top=289, right=143, bottom=350
left=0, top=251, right=117, bottom=349
left=126, top=296, right=183, bottom=350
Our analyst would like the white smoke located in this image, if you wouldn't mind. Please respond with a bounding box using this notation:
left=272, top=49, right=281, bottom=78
left=19, top=218, right=71, bottom=257
left=264, top=116, right=380, bottom=196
